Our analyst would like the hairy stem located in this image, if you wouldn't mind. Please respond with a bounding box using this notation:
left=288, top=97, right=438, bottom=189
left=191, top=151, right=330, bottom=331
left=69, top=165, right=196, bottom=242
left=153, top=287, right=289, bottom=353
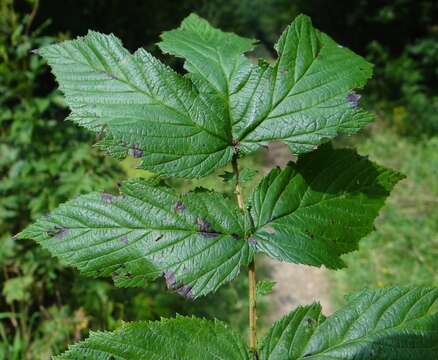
left=231, top=156, right=257, bottom=355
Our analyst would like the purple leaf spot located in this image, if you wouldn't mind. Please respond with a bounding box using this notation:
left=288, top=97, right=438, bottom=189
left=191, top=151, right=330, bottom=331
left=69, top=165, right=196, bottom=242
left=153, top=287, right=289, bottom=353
left=120, top=236, right=129, bottom=244
left=55, top=227, right=69, bottom=239
left=176, top=284, right=193, bottom=299
left=196, top=217, right=219, bottom=237
left=129, top=144, right=143, bottom=158
left=200, top=231, right=220, bottom=238
left=347, top=91, right=361, bottom=109
left=196, top=217, right=211, bottom=232
left=164, top=270, right=176, bottom=289
left=101, top=192, right=114, bottom=203
left=175, top=201, right=186, bottom=212
left=249, top=237, right=258, bottom=246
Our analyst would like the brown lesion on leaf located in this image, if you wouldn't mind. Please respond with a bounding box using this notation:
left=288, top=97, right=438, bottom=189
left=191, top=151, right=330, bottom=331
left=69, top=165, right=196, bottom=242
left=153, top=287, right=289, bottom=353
left=164, top=270, right=176, bottom=289
left=175, top=284, right=193, bottom=299
left=129, top=144, right=143, bottom=158
left=196, top=217, right=220, bottom=238
left=163, top=270, right=194, bottom=299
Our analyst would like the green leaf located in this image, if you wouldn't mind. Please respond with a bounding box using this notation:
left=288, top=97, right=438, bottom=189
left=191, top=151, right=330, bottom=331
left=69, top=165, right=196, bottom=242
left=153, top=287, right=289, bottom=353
left=259, top=287, right=438, bottom=359
left=160, top=14, right=373, bottom=156
left=256, top=280, right=276, bottom=298
left=58, top=316, right=249, bottom=359
left=240, top=168, right=259, bottom=183
left=39, top=14, right=373, bottom=179
left=2, top=276, right=33, bottom=304
left=37, top=31, right=234, bottom=178
left=235, top=14, right=373, bottom=155
left=18, top=179, right=254, bottom=298
left=159, top=13, right=255, bottom=99
left=249, top=145, right=404, bottom=269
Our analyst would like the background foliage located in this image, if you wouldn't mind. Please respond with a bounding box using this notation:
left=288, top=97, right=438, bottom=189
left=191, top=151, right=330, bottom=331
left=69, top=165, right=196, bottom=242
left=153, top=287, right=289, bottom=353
left=1, top=0, right=437, bottom=358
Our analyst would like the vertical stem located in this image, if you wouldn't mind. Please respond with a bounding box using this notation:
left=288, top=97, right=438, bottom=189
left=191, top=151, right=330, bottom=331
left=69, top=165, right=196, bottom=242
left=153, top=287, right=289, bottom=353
left=231, top=156, right=257, bottom=356
left=248, top=260, right=257, bottom=353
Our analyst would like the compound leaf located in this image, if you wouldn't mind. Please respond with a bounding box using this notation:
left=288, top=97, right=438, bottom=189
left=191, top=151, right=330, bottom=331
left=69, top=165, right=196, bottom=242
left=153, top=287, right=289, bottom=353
left=58, top=316, right=249, bottom=360
left=249, top=145, right=404, bottom=269
left=18, top=179, right=253, bottom=298
left=39, top=14, right=373, bottom=178
left=259, top=287, right=438, bottom=359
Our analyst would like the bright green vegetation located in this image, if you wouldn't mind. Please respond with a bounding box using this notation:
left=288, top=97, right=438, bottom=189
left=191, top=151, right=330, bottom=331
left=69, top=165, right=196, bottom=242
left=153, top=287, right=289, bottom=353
left=3, top=1, right=436, bottom=359
left=259, top=287, right=438, bottom=359
left=17, top=11, right=438, bottom=359
left=331, top=128, right=438, bottom=306
left=37, top=14, right=372, bottom=178
left=59, top=287, right=438, bottom=359
left=249, top=146, right=403, bottom=269
left=0, top=3, right=248, bottom=359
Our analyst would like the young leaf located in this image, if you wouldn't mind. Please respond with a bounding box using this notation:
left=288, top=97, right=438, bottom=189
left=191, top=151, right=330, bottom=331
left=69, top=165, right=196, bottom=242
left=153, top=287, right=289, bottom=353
left=39, top=14, right=373, bottom=179
left=17, top=179, right=254, bottom=298
left=240, top=168, right=259, bottom=183
left=249, top=145, right=404, bottom=269
left=256, top=280, right=276, bottom=298
left=58, top=316, right=249, bottom=359
left=259, top=287, right=438, bottom=359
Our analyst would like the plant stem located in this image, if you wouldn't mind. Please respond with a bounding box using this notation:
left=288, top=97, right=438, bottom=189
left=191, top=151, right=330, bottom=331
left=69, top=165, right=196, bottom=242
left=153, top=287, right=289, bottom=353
left=231, top=156, right=257, bottom=355
left=248, top=259, right=257, bottom=353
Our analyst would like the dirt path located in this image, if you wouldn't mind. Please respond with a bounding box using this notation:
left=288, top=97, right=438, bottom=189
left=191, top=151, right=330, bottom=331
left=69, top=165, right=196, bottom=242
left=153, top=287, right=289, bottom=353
left=263, top=260, right=332, bottom=322
left=262, top=142, right=332, bottom=322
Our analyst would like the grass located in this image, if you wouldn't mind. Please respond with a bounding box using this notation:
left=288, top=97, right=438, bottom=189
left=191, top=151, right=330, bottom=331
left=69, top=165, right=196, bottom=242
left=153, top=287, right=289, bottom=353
left=330, top=125, right=438, bottom=306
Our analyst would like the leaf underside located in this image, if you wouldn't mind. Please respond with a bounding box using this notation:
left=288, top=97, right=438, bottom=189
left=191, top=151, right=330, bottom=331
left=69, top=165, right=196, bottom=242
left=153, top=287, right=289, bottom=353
left=58, top=287, right=438, bottom=359
left=260, top=287, right=438, bottom=360
left=18, top=179, right=253, bottom=299
left=57, top=316, right=249, bottom=360
left=39, top=13, right=373, bottom=178
left=250, top=145, right=404, bottom=269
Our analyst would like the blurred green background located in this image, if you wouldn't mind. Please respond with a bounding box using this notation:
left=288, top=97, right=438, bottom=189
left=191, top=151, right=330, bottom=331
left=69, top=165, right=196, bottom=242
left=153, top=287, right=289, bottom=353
left=1, top=0, right=437, bottom=358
